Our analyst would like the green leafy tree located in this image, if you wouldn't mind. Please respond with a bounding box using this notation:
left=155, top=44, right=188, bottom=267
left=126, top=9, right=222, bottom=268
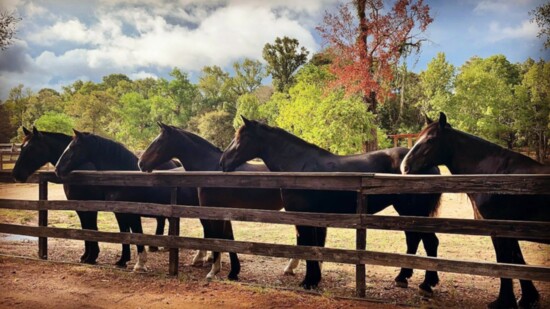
left=452, top=55, right=518, bottom=148
left=34, top=112, right=74, bottom=135
left=196, top=110, right=235, bottom=149
left=273, top=64, right=375, bottom=154
left=113, top=92, right=155, bottom=150
left=155, top=68, right=201, bottom=127
left=65, top=90, right=115, bottom=136
left=0, top=102, right=15, bottom=142
left=419, top=52, right=455, bottom=116
left=197, top=65, right=233, bottom=113
left=263, top=36, right=309, bottom=92
left=101, top=74, right=132, bottom=90
left=514, top=59, right=550, bottom=162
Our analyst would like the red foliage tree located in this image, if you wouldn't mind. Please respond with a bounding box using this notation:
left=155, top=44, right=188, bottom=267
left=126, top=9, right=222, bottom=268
left=317, top=0, right=432, bottom=151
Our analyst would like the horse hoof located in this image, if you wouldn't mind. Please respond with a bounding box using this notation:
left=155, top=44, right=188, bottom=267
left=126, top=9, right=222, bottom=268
left=149, top=246, right=159, bottom=252
left=487, top=297, right=518, bottom=309
left=284, top=269, right=295, bottom=276
left=133, top=265, right=148, bottom=273
left=518, top=295, right=540, bottom=309
left=419, top=282, right=433, bottom=298
left=300, top=281, right=318, bottom=290
left=81, top=259, right=97, bottom=265
left=115, top=261, right=128, bottom=268
left=227, top=273, right=239, bottom=281
left=395, top=279, right=408, bottom=288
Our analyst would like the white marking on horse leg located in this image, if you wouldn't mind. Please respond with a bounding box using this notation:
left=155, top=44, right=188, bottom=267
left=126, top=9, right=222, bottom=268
left=192, top=250, right=206, bottom=266
left=206, top=254, right=221, bottom=280
left=284, top=258, right=300, bottom=275
left=205, top=251, right=214, bottom=262
left=133, top=251, right=148, bottom=272
left=400, top=134, right=426, bottom=174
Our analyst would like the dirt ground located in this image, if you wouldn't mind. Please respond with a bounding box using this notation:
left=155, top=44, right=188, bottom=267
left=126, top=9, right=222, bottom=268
left=0, top=183, right=549, bottom=309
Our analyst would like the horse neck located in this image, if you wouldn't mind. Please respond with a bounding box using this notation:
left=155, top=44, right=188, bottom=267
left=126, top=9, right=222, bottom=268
left=89, top=139, right=139, bottom=171
left=45, top=134, right=73, bottom=165
left=260, top=130, right=334, bottom=172
left=446, top=130, right=541, bottom=174
left=173, top=132, right=222, bottom=171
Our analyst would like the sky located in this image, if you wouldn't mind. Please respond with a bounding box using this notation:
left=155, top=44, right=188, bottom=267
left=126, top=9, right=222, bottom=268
left=0, top=0, right=548, bottom=100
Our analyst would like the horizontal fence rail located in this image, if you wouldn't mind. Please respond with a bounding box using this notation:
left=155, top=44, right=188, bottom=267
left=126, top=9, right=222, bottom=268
left=2, top=171, right=549, bottom=194
left=2, top=199, right=549, bottom=241
left=1, top=223, right=548, bottom=282
left=0, top=170, right=549, bottom=298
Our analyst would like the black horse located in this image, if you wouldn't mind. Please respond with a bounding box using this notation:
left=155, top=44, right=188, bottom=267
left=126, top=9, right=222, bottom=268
left=13, top=126, right=104, bottom=263
left=220, top=117, right=442, bottom=295
left=138, top=122, right=298, bottom=280
left=401, top=112, right=549, bottom=309
left=55, top=129, right=197, bottom=270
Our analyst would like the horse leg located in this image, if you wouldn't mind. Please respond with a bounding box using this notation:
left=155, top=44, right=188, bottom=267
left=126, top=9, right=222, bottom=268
left=76, top=211, right=90, bottom=263
left=284, top=259, right=300, bottom=276
left=114, top=213, right=131, bottom=268
left=206, top=220, right=225, bottom=280
left=510, top=240, right=540, bottom=308
left=488, top=237, right=519, bottom=309
left=225, top=221, right=241, bottom=281
left=419, top=232, right=440, bottom=297
left=84, top=211, right=100, bottom=264
left=193, top=219, right=210, bottom=267
left=130, top=215, right=148, bottom=272
left=149, top=216, right=165, bottom=252
left=297, top=225, right=322, bottom=289
left=395, top=231, right=421, bottom=288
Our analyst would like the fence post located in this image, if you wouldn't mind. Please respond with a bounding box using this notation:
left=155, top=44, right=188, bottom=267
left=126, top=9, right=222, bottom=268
left=168, top=187, right=180, bottom=276
left=38, top=177, right=48, bottom=259
left=355, top=190, right=367, bottom=297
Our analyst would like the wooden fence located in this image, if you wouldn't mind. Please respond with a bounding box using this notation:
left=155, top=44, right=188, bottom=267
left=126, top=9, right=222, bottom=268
left=387, top=133, right=419, bottom=148
left=0, top=171, right=549, bottom=298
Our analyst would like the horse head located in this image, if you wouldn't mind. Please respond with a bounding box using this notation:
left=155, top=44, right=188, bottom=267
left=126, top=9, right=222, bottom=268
left=401, top=112, right=452, bottom=174
left=220, top=116, right=264, bottom=172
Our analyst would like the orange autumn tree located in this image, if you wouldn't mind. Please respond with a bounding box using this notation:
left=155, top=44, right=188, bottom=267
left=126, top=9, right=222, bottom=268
left=317, top=0, right=432, bottom=151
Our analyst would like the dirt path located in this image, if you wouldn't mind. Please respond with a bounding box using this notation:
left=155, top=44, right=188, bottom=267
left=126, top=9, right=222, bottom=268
left=1, top=183, right=549, bottom=308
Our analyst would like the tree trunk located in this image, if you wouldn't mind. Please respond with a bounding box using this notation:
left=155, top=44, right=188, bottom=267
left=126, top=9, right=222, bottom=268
left=362, top=90, right=378, bottom=153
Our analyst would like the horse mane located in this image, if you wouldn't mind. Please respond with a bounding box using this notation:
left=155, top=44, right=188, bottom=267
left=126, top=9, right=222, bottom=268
left=170, top=125, right=222, bottom=154
left=83, top=133, right=138, bottom=169
left=242, top=121, right=332, bottom=155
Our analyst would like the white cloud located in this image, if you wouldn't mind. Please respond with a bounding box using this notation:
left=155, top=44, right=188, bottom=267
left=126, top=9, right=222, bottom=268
left=1, top=0, right=330, bottom=99
left=473, top=0, right=533, bottom=14
left=487, top=20, right=540, bottom=42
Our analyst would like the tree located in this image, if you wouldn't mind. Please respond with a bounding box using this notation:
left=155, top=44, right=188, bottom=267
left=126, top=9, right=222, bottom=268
left=273, top=64, right=375, bottom=154
left=101, top=74, right=132, bottom=90
left=65, top=90, right=115, bottom=136
left=317, top=0, right=433, bottom=151
left=0, top=10, right=21, bottom=50
left=0, top=102, right=15, bottom=142
left=34, top=112, right=74, bottom=135
left=514, top=60, right=550, bottom=162
left=263, top=36, right=309, bottom=92
left=530, top=2, right=550, bottom=49
left=154, top=68, right=201, bottom=127
left=452, top=55, right=518, bottom=148
left=196, top=110, right=235, bottom=149
left=419, top=52, right=455, bottom=115
left=197, top=65, right=233, bottom=114
left=113, top=92, right=155, bottom=150
left=230, top=58, right=265, bottom=96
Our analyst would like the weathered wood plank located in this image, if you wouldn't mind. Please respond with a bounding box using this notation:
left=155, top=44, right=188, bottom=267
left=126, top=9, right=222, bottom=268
left=1, top=199, right=549, bottom=240
left=0, top=223, right=548, bottom=282
left=38, top=180, right=48, bottom=260
left=363, top=174, right=550, bottom=194
left=35, top=171, right=550, bottom=194
left=0, top=171, right=39, bottom=183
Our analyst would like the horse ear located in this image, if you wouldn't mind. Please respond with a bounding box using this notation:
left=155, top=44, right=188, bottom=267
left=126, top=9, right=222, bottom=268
left=32, top=126, right=43, bottom=137
left=22, top=126, right=31, bottom=136
left=438, top=112, right=447, bottom=128
left=241, top=115, right=252, bottom=127
left=424, top=113, right=434, bottom=125
left=72, top=128, right=83, bottom=138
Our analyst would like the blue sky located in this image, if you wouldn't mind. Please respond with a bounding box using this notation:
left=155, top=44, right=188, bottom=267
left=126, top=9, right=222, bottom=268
left=0, top=0, right=548, bottom=100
